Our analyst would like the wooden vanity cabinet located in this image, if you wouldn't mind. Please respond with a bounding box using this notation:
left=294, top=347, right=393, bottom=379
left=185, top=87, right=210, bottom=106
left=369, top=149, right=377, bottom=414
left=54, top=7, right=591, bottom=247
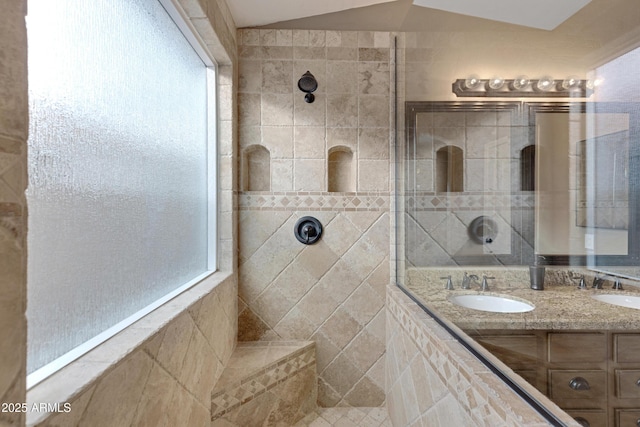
left=612, top=334, right=640, bottom=427
left=472, top=330, right=547, bottom=393
left=469, top=330, right=640, bottom=427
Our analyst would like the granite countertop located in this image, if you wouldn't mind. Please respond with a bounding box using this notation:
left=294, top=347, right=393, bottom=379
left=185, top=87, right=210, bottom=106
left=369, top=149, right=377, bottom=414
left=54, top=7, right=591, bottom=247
left=405, top=267, right=640, bottom=331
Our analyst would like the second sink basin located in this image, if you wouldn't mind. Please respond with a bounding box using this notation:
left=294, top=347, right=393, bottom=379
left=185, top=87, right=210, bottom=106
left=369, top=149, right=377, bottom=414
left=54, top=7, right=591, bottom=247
left=591, top=294, right=640, bottom=310
left=448, top=294, right=535, bottom=313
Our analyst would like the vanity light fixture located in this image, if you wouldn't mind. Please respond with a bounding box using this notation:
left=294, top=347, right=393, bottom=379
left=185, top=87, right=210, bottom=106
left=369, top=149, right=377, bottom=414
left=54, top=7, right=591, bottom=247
left=453, top=75, right=592, bottom=97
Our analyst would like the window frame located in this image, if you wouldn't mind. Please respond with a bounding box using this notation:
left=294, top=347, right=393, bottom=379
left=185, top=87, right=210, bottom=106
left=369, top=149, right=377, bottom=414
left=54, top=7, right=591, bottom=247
left=26, top=0, right=218, bottom=389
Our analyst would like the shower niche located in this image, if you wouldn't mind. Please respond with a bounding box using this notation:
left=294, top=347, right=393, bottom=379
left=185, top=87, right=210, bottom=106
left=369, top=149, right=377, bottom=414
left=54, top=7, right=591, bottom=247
left=328, top=146, right=356, bottom=192
left=242, top=145, right=270, bottom=191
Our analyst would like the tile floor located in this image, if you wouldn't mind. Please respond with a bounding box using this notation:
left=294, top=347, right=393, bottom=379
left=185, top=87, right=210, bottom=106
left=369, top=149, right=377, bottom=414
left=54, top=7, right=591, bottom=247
left=294, top=407, right=391, bottom=427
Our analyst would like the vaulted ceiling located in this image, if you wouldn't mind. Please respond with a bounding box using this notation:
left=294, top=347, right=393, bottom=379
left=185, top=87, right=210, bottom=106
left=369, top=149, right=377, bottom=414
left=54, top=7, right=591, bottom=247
left=228, top=0, right=592, bottom=31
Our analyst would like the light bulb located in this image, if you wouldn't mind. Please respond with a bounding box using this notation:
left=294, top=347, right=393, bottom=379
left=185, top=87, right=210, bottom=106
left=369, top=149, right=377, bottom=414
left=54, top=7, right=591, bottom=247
left=512, top=75, right=530, bottom=90
left=488, top=76, right=505, bottom=90
left=586, top=78, right=604, bottom=89
left=535, top=76, right=555, bottom=92
left=562, top=76, right=581, bottom=90
left=464, top=75, right=482, bottom=90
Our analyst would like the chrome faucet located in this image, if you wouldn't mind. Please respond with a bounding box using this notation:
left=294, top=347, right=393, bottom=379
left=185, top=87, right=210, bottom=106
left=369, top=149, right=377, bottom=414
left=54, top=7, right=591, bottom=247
left=592, top=275, right=605, bottom=289
left=461, top=272, right=471, bottom=289
left=466, top=274, right=479, bottom=290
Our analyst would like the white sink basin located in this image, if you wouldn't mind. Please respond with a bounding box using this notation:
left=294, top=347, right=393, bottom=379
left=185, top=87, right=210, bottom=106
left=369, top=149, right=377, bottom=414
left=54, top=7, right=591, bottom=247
left=591, top=294, right=640, bottom=310
left=448, top=294, right=535, bottom=313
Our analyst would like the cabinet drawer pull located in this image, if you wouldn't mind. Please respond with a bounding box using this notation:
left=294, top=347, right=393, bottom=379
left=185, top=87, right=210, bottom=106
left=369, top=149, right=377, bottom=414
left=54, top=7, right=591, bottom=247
left=636, top=378, right=640, bottom=387
left=568, top=377, right=590, bottom=391
left=637, top=418, right=640, bottom=427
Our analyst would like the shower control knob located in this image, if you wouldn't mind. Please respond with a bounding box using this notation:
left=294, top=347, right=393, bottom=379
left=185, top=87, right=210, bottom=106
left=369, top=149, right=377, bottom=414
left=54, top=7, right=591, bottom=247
left=294, top=216, right=323, bottom=245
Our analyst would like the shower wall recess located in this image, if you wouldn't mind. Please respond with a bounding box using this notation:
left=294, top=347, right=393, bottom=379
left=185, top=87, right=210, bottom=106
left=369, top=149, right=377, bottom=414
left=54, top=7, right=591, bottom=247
left=328, top=146, right=356, bottom=192
left=242, top=144, right=271, bottom=191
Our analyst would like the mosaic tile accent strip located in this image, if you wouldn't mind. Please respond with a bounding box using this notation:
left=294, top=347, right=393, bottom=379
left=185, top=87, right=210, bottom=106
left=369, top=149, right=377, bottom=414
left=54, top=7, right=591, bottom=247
left=211, top=344, right=316, bottom=420
left=239, top=192, right=390, bottom=211
left=405, top=193, right=535, bottom=211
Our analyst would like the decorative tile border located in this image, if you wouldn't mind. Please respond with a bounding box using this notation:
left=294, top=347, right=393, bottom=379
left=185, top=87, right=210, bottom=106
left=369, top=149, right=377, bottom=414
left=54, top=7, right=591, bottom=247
left=386, top=286, right=566, bottom=427
left=405, top=193, right=535, bottom=211
left=239, top=192, right=390, bottom=211
left=211, top=344, right=316, bottom=420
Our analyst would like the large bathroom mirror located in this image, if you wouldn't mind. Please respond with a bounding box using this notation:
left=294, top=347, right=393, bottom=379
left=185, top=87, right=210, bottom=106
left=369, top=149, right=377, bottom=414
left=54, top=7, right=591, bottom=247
left=530, top=102, right=640, bottom=271
left=404, top=101, right=533, bottom=271
left=404, top=100, right=640, bottom=275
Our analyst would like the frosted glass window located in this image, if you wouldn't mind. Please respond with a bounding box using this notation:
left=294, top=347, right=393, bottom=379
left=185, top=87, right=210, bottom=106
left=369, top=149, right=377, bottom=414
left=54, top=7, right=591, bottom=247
left=26, top=0, right=215, bottom=380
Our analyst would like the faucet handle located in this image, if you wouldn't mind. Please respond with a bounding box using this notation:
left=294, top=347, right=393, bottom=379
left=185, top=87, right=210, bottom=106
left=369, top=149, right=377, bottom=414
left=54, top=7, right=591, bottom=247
left=612, top=278, right=624, bottom=290
left=481, top=275, right=495, bottom=291
left=577, top=275, right=588, bottom=290
left=440, top=275, right=454, bottom=290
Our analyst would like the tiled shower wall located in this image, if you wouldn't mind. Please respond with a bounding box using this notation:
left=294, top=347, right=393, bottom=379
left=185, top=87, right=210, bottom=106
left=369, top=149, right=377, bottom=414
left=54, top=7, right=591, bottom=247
left=237, top=29, right=394, bottom=407
left=0, top=1, right=28, bottom=425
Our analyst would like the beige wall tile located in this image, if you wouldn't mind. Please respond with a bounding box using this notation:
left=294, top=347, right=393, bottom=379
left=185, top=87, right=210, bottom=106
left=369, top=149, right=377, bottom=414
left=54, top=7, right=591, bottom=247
left=294, top=46, right=327, bottom=60
left=274, top=307, right=317, bottom=339
left=262, top=46, right=293, bottom=60
left=359, top=128, right=389, bottom=159
left=262, top=126, right=293, bottom=158
left=294, top=126, right=326, bottom=158
left=253, top=284, right=293, bottom=327
left=130, top=363, right=177, bottom=427
left=262, top=60, right=293, bottom=94
left=296, top=286, right=341, bottom=330
left=327, top=61, right=358, bottom=94
left=327, top=47, right=358, bottom=61
left=297, top=240, right=339, bottom=279
left=238, top=60, right=261, bottom=93
left=321, top=308, right=362, bottom=349
left=358, top=95, right=390, bottom=128
left=0, top=2, right=27, bottom=421
left=271, top=159, right=294, bottom=191
left=309, top=30, right=326, bottom=47
left=359, top=62, right=390, bottom=95
left=359, top=159, right=390, bottom=191
left=262, top=94, right=294, bottom=126
left=155, top=313, right=195, bottom=378
left=327, top=95, right=358, bottom=128
left=239, top=93, right=261, bottom=126
left=81, top=351, right=154, bottom=427
left=294, top=94, right=327, bottom=126
left=293, top=30, right=309, bottom=47
left=294, top=159, right=325, bottom=191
